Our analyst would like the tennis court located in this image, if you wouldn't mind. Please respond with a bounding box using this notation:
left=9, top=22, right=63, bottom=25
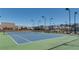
left=7, top=32, right=63, bottom=45
left=0, top=32, right=79, bottom=50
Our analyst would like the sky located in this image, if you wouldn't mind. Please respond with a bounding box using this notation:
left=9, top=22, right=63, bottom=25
left=0, top=8, right=79, bottom=27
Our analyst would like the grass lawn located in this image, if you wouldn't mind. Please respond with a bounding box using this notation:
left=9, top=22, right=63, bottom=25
left=0, top=32, right=79, bottom=50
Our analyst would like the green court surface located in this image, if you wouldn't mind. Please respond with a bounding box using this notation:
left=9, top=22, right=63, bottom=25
left=0, top=32, right=79, bottom=50
left=53, top=36, right=79, bottom=50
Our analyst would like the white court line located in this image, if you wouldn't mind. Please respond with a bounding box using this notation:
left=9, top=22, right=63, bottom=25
left=7, top=32, right=64, bottom=45
left=7, top=35, right=19, bottom=45
left=8, top=33, right=32, bottom=45
left=0, top=33, right=19, bottom=45
left=1, top=32, right=65, bottom=46
left=12, top=34, right=31, bottom=42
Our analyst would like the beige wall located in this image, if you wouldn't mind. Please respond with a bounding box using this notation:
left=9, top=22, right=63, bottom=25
left=1, top=22, right=16, bottom=30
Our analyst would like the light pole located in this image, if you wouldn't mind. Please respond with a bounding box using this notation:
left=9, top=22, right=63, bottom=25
left=37, top=19, right=41, bottom=31
left=38, top=19, right=40, bottom=27
left=31, top=19, right=34, bottom=27
left=65, top=8, right=71, bottom=33
left=74, top=12, right=77, bottom=34
left=50, top=17, right=53, bottom=30
left=50, top=18, right=53, bottom=26
left=31, top=19, right=35, bottom=30
left=42, top=16, right=46, bottom=30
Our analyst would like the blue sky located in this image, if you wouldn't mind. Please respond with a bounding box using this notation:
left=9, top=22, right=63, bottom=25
left=0, top=8, right=79, bottom=26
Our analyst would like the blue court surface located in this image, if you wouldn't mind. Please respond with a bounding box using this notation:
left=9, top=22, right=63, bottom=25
left=7, top=32, right=63, bottom=45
